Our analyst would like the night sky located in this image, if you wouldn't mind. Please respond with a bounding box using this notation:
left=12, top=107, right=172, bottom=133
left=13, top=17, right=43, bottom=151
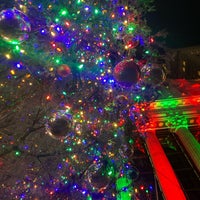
left=147, top=0, right=200, bottom=49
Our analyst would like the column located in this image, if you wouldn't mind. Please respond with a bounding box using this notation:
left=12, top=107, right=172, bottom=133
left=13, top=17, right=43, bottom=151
left=145, top=131, right=186, bottom=200
left=175, top=127, right=200, bottom=172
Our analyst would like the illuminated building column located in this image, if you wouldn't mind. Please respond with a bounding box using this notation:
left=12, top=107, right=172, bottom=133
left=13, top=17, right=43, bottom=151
left=175, top=127, right=200, bottom=172
left=145, top=131, right=186, bottom=200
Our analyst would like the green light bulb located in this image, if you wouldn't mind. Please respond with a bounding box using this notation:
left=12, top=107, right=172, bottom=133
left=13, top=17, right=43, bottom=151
left=94, top=9, right=99, bottom=14
left=15, top=151, right=21, bottom=156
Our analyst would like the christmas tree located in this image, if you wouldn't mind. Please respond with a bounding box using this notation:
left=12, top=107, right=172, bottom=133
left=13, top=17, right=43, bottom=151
left=0, top=0, right=167, bottom=199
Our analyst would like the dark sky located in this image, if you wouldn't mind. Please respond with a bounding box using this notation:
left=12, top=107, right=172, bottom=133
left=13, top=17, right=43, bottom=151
left=147, top=0, right=200, bottom=48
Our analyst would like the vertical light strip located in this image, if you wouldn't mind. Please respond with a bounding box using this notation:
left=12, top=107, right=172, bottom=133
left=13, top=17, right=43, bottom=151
left=146, top=131, right=186, bottom=200
left=175, top=127, right=200, bottom=172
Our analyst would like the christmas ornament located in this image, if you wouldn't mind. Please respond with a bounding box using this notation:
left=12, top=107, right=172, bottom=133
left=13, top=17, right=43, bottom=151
left=114, top=59, right=140, bottom=87
left=141, top=63, right=166, bottom=86
left=56, top=64, right=73, bottom=78
left=115, top=95, right=128, bottom=106
left=86, top=159, right=115, bottom=191
left=119, top=144, right=134, bottom=159
left=0, top=8, right=31, bottom=43
left=45, top=110, right=72, bottom=140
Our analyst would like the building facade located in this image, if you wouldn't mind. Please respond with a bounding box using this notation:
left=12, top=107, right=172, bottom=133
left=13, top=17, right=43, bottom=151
left=142, top=80, right=200, bottom=199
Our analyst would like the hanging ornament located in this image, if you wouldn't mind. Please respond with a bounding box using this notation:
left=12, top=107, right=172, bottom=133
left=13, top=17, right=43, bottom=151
left=56, top=64, right=73, bottom=79
left=87, top=163, right=111, bottom=191
left=119, top=144, right=134, bottom=159
left=86, top=159, right=115, bottom=191
left=141, top=63, right=166, bottom=86
left=0, top=8, right=31, bottom=43
left=113, top=59, right=140, bottom=87
left=45, top=110, right=73, bottom=140
left=115, top=95, right=128, bottom=107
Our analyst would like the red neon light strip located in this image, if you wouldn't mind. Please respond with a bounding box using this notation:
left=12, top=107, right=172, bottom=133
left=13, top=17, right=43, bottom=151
left=146, top=131, right=186, bottom=200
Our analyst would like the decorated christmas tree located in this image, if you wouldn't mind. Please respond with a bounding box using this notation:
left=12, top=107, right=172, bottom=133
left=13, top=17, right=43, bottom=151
left=0, top=0, right=167, bottom=199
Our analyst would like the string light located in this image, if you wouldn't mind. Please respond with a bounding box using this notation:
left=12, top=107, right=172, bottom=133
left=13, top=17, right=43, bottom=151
left=0, top=0, right=165, bottom=199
